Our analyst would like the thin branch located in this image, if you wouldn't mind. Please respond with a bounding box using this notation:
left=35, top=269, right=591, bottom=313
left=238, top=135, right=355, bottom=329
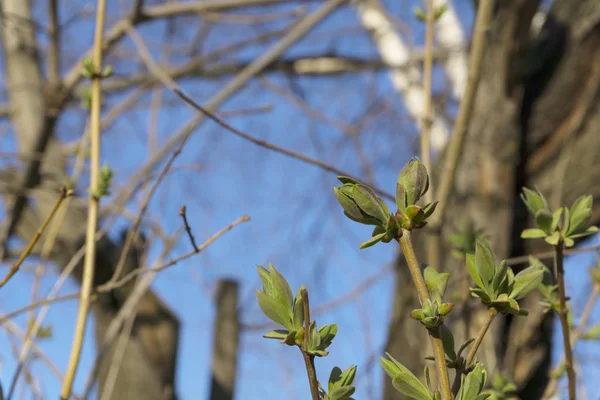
left=506, top=241, right=600, bottom=266
left=300, top=289, right=320, bottom=400
left=119, top=17, right=396, bottom=206
left=0, top=0, right=295, bottom=262
left=452, top=307, right=497, bottom=394
left=47, top=0, right=60, bottom=84
left=465, top=307, right=497, bottom=366
left=0, top=188, right=69, bottom=289
left=132, top=0, right=144, bottom=20
left=60, top=0, right=106, bottom=397
left=179, top=205, right=199, bottom=251
left=555, top=241, right=576, bottom=400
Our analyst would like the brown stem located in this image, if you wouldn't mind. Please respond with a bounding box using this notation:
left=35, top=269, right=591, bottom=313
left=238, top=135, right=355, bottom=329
left=555, top=240, right=576, bottom=400
left=300, top=289, right=320, bottom=400
left=398, top=230, right=451, bottom=400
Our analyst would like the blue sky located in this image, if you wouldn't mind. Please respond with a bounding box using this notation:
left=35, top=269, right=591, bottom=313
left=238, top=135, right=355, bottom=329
left=0, top=0, right=598, bottom=399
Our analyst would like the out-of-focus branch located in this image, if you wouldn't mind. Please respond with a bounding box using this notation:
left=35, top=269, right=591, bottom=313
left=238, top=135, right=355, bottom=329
left=355, top=0, right=450, bottom=151
left=60, top=0, right=107, bottom=397
left=101, top=54, right=442, bottom=94
left=47, top=0, right=60, bottom=85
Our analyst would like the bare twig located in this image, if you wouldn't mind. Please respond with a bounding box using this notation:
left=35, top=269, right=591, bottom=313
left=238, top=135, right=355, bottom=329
left=179, top=205, right=199, bottom=251
left=0, top=188, right=69, bottom=289
left=118, top=11, right=395, bottom=202
left=60, top=0, right=106, bottom=397
left=110, top=0, right=365, bottom=286
left=300, top=289, right=320, bottom=400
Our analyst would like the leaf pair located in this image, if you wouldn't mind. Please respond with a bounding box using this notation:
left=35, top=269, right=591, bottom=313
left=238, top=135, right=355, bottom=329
left=521, top=188, right=598, bottom=247
left=323, top=366, right=357, bottom=400
left=467, top=240, right=544, bottom=315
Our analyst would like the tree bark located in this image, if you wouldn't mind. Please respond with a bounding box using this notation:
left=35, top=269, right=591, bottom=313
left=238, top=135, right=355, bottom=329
left=210, top=279, right=240, bottom=400
left=383, top=1, right=600, bottom=399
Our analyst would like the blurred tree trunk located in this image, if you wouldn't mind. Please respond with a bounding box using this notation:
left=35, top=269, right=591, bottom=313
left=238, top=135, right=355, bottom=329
left=383, top=0, right=600, bottom=399
left=210, top=280, right=240, bottom=400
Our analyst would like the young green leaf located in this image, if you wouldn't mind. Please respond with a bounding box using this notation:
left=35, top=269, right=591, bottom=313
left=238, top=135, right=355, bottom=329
left=440, top=325, right=456, bottom=361
left=509, top=264, right=545, bottom=300
left=475, top=240, right=495, bottom=292
left=318, top=324, right=338, bottom=349
left=568, top=195, right=593, bottom=235
left=263, top=330, right=290, bottom=340
left=466, top=253, right=485, bottom=290
left=256, top=291, right=292, bottom=329
left=360, top=232, right=386, bottom=249
left=521, top=228, right=547, bottom=239
left=535, top=210, right=554, bottom=233
left=380, top=353, right=432, bottom=400
left=292, top=286, right=305, bottom=330
left=458, top=363, right=487, bottom=400
left=521, top=187, right=548, bottom=215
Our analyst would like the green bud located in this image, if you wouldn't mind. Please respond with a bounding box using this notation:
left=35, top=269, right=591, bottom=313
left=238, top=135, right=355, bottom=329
left=438, top=302, right=453, bottom=316
left=334, top=178, right=390, bottom=226
left=397, top=158, right=429, bottom=211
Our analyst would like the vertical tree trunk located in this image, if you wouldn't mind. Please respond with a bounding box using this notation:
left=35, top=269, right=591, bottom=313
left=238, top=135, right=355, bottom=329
left=210, top=279, right=240, bottom=400
left=383, top=0, right=600, bottom=398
